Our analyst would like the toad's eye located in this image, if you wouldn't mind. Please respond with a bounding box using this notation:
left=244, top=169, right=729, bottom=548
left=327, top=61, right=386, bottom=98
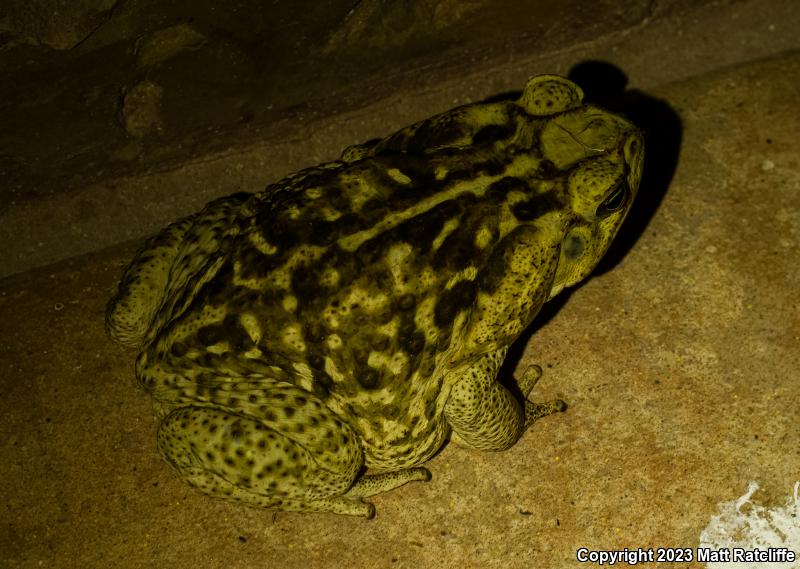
left=596, top=183, right=628, bottom=218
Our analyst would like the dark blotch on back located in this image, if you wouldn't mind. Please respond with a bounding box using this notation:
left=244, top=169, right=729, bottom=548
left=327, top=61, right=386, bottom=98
left=387, top=116, right=466, bottom=153
left=486, top=176, right=529, bottom=203
left=197, top=314, right=251, bottom=349
left=406, top=331, right=426, bottom=355
left=356, top=198, right=460, bottom=263
left=432, top=227, right=478, bottom=272
left=356, top=366, right=380, bottom=389
left=291, top=265, right=326, bottom=304
left=433, top=280, right=476, bottom=329
left=372, top=154, right=438, bottom=206
left=431, top=200, right=493, bottom=271
left=320, top=246, right=359, bottom=290
left=536, top=159, right=562, bottom=180
left=309, top=354, right=333, bottom=399
left=194, top=259, right=235, bottom=304
left=171, top=341, right=188, bottom=357
left=360, top=198, right=390, bottom=219
left=312, top=371, right=333, bottom=399
left=254, top=201, right=303, bottom=245
left=354, top=236, right=384, bottom=267
left=511, top=189, right=564, bottom=221
left=370, top=334, right=390, bottom=351
left=321, top=184, right=350, bottom=212
left=309, top=216, right=347, bottom=247
left=395, top=294, right=416, bottom=312
left=478, top=245, right=510, bottom=294
left=397, top=314, right=426, bottom=362
left=308, top=352, right=325, bottom=369
left=472, top=123, right=516, bottom=146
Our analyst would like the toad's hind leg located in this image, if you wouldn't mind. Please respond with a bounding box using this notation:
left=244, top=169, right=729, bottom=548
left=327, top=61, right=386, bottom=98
left=158, top=404, right=370, bottom=517
left=157, top=400, right=429, bottom=518
left=106, top=193, right=249, bottom=347
left=345, top=468, right=431, bottom=499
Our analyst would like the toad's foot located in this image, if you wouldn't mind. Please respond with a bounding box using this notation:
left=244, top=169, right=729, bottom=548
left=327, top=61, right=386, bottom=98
left=517, top=364, right=567, bottom=428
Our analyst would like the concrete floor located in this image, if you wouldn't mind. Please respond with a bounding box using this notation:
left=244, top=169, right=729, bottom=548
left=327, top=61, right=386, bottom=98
left=2, top=1, right=800, bottom=568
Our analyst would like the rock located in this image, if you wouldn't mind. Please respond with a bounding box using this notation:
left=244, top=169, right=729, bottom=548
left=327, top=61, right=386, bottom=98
left=134, top=23, right=208, bottom=68
left=119, top=81, right=164, bottom=138
left=6, top=0, right=118, bottom=50
left=323, top=0, right=480, bottom=53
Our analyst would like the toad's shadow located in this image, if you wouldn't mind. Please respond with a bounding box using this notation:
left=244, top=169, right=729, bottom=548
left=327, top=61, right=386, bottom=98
left=498, top=60, right=682, bottom=399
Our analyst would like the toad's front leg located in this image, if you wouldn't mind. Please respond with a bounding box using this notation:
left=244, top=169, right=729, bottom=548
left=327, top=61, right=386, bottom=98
left=443, top=349, right=565, bottom=451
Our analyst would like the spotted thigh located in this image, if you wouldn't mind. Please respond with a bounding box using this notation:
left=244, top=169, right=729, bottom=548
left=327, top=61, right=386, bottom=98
left=156, top=382, right=430, bottom=517
left=158, top=406, right=364, bottom=510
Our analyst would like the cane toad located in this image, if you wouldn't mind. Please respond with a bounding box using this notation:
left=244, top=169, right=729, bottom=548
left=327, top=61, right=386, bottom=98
left=107, top=75, right=644, bottom=517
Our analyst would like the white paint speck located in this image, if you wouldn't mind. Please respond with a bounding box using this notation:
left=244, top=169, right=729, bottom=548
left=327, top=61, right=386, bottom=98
left=699, top=481, right=800, bottom=568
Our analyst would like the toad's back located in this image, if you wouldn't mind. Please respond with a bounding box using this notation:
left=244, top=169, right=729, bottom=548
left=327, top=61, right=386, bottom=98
left=138, top=115, right=564, bottom=464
